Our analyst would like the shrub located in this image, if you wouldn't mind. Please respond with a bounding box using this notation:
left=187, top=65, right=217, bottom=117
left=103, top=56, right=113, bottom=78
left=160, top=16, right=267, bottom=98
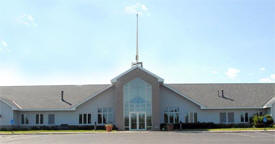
left=252, top=114, right=273, bottom=128
left=160, top=122, right=251, bottom=130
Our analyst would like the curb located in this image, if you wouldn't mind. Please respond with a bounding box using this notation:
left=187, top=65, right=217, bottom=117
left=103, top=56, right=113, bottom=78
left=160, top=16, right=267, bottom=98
left=0, top=130, right=274, bottom=135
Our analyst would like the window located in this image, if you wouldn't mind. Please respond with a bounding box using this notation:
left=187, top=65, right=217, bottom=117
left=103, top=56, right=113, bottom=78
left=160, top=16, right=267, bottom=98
left=21, top=114, right=29, bottom=124
left=79, top=114, right=82, bottom=124
left=185, top=114, right=189, bottom=123
left=228, top=112, right=234, bottom=123
left=79, top=113, right=92, bottom=124
left=188, top=112, right=198, bottom=123
left=123, top=78, right=152, bottom=130
left=88, top=114, right=91, bottom=124
left=220, top=112, right=227, bottom=123
left=83, top=114, right=87, bottom=124
left=40, top=114, right=43, bottom=124
left=189, top=112, right=193, bottom=123
left=48, top=114, right=55, bottom=125
left=245, top=113, right=249, bottom=122
left=194, top=112, right=198, bottom=123
left=36, top=114, right=43, bottom=124
left=21, top=114, right=24, bottom=124
left=240, top=112, right=249, bottom=123
left=36, top=114, right=39, bottom=124
left=163, top=106, right=179, bottom=124
left=98, top=107, right=113, bottom=124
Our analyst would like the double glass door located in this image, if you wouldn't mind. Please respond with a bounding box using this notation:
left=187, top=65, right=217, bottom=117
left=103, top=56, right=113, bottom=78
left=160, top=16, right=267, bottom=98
left=129, top=112, right=146, bottom=130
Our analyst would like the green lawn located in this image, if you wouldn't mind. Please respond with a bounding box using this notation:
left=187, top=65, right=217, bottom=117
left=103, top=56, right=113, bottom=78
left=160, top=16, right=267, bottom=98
left=1, top=127, right=275, bottom=134
left=181, top=127, right=275, bottom=131
left=0, top=130, right=115, bottom=134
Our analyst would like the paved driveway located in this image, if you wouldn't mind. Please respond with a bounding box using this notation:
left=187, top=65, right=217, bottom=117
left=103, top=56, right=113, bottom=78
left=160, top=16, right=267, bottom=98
left=0, top=131, right=274, bottom=144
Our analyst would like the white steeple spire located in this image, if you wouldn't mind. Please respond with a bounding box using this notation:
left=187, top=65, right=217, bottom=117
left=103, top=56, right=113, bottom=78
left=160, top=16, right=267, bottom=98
left=132, top=12, right=143, bottom=67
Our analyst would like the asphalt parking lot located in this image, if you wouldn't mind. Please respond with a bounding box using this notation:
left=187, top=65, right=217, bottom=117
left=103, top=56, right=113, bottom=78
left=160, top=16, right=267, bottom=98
left=0, top=131, right=274, bottom=144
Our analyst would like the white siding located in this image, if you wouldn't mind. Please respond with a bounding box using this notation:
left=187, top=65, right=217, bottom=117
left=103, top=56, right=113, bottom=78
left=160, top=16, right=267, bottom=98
left=0, top=100, right=13, bottom=126
left=15, top=87, right=115, bottom=126
left=272, top=103, right=275, bottom=121
left=160, top=86, right=263, bottom=124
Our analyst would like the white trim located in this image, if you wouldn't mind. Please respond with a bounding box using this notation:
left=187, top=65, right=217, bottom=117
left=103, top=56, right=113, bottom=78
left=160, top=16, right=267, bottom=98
left=263, top=97, right=275, bottom=108
left=201, top=107, right=264, bottom=110
left=72, top=85, right=113, bottom=110
left=111, top=66, right=164, bottom=83
left=0, top=98, right=19, bottom=110
left=163, top=84, right=206, bottom=109
left=12, top=100, right=22, bottom=109
left=18, top=109, right=74, bottom=112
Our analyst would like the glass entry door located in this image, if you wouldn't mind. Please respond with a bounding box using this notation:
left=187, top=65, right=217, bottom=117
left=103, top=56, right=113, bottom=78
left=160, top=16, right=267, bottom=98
left=129, top=112, right=146, bottom=130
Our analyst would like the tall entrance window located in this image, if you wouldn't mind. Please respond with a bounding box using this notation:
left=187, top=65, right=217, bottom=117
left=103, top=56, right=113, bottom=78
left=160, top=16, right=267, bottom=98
left=123, top=78, right=152, bottom=130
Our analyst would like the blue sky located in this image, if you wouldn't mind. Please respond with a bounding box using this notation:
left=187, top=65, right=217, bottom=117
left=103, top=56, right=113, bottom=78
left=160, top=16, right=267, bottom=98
left=0, top=0, right=274, bottom=85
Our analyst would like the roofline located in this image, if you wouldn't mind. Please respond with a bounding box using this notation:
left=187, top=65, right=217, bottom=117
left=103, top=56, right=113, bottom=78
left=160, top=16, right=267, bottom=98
left=166, top=83, right=275, bottom=85
left=111, top=66, right=164, bottom=83
left=201, top=107, right=265, bottom=110
left=72, top=85, right=114, bottom=110
left=162, top=84, right=206, bottom=109
left=263, top=97, right=275, bottom=108
left=16, top=109, right=75, bottom=112
left=0, top=98, right=20, bottom=110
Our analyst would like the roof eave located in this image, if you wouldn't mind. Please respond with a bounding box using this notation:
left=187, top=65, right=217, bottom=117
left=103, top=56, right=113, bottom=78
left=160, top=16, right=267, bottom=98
left=111, top=66, right=164, bottom=83
left=163, top=84, right=206, bottom=109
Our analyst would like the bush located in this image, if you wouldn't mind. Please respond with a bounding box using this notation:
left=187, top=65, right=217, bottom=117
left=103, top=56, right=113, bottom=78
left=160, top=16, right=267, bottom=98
left=0, top=124, right=118, bottom=131
left=160, top=122, right=251, bottom=130
left=251, top=114, right=273, bottom=128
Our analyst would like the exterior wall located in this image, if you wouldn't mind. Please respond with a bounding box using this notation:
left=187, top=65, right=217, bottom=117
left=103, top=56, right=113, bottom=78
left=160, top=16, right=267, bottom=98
left=272, top=103, right=275, bottom=120
left=0, top=100, right=13, bottom=127
left=160, top=85, right=264, bottom=124
left=114, top=68, right=160, bottom=130
left=15, top=87, right=114, bottom=126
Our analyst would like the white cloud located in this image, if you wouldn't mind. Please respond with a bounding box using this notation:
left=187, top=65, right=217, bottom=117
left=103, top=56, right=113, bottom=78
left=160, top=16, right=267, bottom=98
left=259, top=73, right=275, bottom=83
left=225, top=68, right=240, bottom=79
left=17, top=14, right=38, bottom=27
left=259, top=67, right=265, bottom=71
left=124, top=3, right=149, bottom=15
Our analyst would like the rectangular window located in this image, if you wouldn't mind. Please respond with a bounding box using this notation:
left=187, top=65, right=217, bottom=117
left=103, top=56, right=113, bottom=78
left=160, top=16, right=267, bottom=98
left=194, top=112, right=198, bottom=123
left=245, top=113, right=249, bottom=122
left=189, top=112, right=194, bottom=123
left=79, top=114, right=82, bottom=124
left=98, top=113, right=102, bottom=124
left=241, top=112, right=249, bottom=123
left=21, top=114, right=24, bottom=124
left=175, top=113, right=179, bottom=123
left=163, top=106, right=180, bottom=124
left=169, top=113, right=173, bottom=123
left=25, top=117, right=29, bottom=124
left=220, top=112, right=226, bottom=123
left=40, top=114, right=43, bottom=124
left=48, top=114, right=55, bottom=124
left=88, top=114, right=91, bottom=124
left=36, top=114, right=39, bottom=124
left=241, top=113, right=244, bottom=122
left=185, top=114, right=189, bottom=123
left=228, top=112, right=234, bottom=123
left=164, top=113, right=168, bottom=123
left=98, top=107, right=112, bottom=124
left=83, top=114, right=87, bottom=124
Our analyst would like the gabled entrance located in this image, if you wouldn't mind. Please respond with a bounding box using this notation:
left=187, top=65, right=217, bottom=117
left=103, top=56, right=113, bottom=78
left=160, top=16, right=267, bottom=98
left=113, top=66, right=162, bottom=130
left=129, top=112, right=146, bottom=130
